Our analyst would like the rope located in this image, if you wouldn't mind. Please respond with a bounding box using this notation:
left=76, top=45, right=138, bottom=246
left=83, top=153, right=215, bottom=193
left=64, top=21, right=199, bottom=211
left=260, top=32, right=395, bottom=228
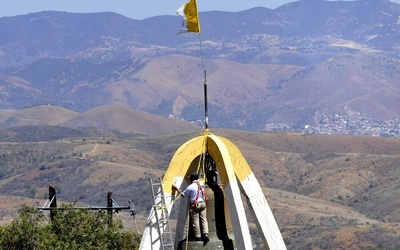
left=198, top=33, right=209, bottom=130
left=152, top=191, right=182, bottom=212
left=133, top=217, right=140, bottom=233
left=184, top=203, right=190, bottom=250
left=198, top=32, right=209, bottom=180
left=196, top=129, right=209, bottom=177
left=198, top=34, right=205, bottom=73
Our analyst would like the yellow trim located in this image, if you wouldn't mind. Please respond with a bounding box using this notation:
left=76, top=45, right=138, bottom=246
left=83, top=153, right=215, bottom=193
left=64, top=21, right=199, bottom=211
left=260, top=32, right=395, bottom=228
left=217, top=136, right=253, bottom=182
left=162, top=135, right=203, bottom=195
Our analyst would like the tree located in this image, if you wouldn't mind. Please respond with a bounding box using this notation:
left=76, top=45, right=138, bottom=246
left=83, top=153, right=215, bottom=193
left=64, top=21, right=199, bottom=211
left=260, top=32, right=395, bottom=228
left=0, top=204, right=141, bottom=250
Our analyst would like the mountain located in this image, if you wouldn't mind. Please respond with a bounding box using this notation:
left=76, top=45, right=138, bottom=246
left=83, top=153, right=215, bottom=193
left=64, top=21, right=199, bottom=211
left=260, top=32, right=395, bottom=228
left=261, top=54, right=400, bottom=123
left=1, top=0, right=400, bottom=134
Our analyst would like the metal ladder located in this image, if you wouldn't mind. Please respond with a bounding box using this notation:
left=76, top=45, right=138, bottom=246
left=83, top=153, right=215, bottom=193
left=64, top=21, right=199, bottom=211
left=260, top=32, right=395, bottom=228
left=150, top=178, right=174, bottom=249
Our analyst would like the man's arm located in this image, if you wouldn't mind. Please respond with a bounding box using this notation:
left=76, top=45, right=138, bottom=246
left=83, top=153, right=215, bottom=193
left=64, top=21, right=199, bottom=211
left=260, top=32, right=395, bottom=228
left=172, top=185, right=184, bottom=196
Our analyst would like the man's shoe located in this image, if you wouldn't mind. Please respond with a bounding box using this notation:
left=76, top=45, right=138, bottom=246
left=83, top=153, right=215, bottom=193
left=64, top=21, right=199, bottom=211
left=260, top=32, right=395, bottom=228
left=203, top=233, right=210, bottom=246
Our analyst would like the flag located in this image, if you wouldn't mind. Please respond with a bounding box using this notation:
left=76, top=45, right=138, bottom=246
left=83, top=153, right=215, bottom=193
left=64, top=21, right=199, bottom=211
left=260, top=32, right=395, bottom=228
left=176, top=0, right=201, bottom=33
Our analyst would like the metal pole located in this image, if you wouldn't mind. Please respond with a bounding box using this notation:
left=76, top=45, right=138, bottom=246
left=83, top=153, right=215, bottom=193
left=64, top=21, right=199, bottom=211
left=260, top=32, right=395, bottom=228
left=107, top=191, right=113, bottom=225
left=49, top=184, right=57, bottom=221
left=203, top=69, right=208, bottom=129
left=198, top=34, right=208, bottom=129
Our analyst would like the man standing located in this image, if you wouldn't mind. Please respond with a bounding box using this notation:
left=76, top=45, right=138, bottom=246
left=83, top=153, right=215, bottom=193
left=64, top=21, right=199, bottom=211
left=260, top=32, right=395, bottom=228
left=173, top=172, right=210, bottom=245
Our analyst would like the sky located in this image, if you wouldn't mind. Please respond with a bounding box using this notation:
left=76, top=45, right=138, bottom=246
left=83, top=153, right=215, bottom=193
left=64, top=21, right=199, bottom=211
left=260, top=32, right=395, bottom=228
left=1, top=0, right=400, bottom=20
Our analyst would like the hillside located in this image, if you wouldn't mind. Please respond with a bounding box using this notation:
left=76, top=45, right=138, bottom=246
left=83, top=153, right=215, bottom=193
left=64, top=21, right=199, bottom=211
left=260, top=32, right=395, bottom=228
left=0, top=104, right=200, bottom=137
left=1, top=0, right=400, bottom=133
left=0, top=105, right=78, bottom=127
left=262, top=54, right=400, bottom=124
left=0, top=128, right=399, bottom=249
left=61, top=104, right=200, bottom=135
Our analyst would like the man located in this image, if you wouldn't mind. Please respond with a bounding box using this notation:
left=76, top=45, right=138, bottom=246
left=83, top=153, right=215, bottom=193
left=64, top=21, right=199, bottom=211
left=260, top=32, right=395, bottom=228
left=173, top=172, right=210, bottom=245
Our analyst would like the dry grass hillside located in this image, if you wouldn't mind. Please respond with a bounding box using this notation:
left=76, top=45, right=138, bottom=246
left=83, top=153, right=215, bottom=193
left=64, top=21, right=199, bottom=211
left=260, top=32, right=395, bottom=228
left=0, top=128, right=399, bottom=249
left=0, top=105, right=78, bottom=127
left=105, top=54, right=303, bottom=117
left=61, top=104, right=200, bottom=135
left=264, top=54, right=400, bottom=123
left=0, top=104, right=200, bottom=136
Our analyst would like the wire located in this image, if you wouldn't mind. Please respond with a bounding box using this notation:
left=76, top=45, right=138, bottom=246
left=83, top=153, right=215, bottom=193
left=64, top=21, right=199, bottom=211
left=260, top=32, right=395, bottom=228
left=198, top=33, right=209, bottom=130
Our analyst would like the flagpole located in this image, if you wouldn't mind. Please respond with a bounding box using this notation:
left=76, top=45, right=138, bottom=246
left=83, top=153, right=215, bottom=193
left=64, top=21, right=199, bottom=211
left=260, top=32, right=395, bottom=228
left=198, top=34, right=208, bottom=129
left=176, top=0, right=207, bottom=128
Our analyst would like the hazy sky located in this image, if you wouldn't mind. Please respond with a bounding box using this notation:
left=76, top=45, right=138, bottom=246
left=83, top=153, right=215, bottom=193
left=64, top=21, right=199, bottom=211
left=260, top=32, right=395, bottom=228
left=1, top=0, right=400, bottom=20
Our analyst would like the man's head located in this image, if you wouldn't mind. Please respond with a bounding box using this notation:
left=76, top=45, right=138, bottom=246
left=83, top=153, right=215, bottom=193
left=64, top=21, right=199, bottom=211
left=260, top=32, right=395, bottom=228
left=189, top=172, right=198, bottom=182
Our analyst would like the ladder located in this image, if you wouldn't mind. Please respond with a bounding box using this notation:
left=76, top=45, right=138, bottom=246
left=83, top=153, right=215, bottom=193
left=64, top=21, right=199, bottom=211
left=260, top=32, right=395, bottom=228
left=150, top=178, right=174, bottom=249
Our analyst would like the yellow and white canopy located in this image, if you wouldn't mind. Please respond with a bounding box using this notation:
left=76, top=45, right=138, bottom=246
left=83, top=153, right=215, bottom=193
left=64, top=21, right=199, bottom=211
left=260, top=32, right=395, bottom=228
left=140, top=130, right=286, bottom=249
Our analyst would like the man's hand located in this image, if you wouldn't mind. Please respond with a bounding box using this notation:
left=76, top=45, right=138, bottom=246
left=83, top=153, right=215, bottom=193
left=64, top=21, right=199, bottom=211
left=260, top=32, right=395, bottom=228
left=172, top=185, right=182, bottom=195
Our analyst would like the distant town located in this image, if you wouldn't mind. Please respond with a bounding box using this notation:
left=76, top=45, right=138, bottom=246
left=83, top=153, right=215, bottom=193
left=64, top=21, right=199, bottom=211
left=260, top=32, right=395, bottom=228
left=263, top=106, right=400, bottom=138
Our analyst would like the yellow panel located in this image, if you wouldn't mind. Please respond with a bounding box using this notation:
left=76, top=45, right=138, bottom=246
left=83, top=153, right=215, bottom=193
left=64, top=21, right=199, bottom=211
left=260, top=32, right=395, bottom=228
left=206, top=135, right=229, bottom=187
left=215, top=136, right=253, bottom=182
left=162, top=135, right=204, bottom=194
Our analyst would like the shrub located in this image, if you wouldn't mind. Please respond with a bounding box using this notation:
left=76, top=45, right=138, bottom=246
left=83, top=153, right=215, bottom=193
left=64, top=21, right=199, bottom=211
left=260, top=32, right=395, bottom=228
left=0, top=204, right=141, bottom=250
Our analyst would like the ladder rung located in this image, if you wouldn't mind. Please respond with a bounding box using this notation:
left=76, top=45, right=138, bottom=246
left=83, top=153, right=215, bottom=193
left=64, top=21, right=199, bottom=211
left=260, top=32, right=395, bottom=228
left=149, top=178, right=173, bottom=249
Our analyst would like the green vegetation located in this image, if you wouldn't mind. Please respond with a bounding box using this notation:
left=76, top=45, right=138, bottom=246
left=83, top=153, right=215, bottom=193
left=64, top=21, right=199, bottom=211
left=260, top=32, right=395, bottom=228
left=0, top=204, right=141, bottom=250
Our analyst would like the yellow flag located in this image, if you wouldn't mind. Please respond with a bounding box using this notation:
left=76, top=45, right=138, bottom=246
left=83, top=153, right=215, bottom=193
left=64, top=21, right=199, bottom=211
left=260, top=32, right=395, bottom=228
left=176, top=0, right=201, bottom=33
